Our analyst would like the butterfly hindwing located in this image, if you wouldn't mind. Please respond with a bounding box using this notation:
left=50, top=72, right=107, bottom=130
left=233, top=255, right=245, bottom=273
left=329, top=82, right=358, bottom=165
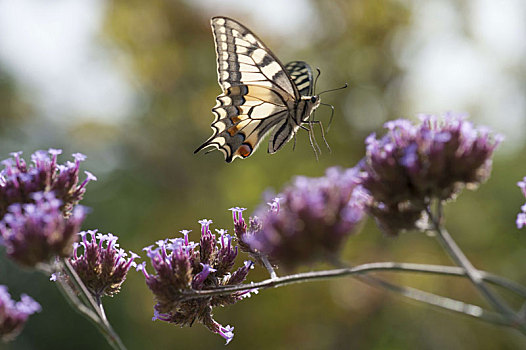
left=195, top=17, right=320, bottom=162
left=198, top=84, right=290, bottom=162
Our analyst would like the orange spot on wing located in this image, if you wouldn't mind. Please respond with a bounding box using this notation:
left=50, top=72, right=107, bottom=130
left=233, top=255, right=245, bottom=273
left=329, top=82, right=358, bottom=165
left=227, top=125, right=239, bottom=136
left=238, top=144, right=252, bottom=157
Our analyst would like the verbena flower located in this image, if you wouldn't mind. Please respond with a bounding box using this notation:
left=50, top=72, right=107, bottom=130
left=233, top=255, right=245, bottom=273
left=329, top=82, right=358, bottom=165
left=139, top=220, right=254, bottom=344
left=238, top=167, right=367, bottom=270
left=517, top=177, right=526, bottom=229
left=0, top=285, right=41, bottom=342
left=0, top=149, right=96, bottom=219
left=230, top=207, right=252, bottom=252
left=230, top=208, right=273, bottom=270
left=360, top=114, right=502, bottom=235
left=0, top=192, right=86, bottom=267
left=69, top=230, right=139, bottom=298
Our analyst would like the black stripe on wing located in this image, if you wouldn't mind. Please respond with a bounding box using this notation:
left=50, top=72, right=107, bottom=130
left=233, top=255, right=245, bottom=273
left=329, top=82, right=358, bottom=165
left=210, top=16, right=299, bottom=99
left=194, top=84, right=290, bottom=162
left=285, top=61, right=314, bottom=96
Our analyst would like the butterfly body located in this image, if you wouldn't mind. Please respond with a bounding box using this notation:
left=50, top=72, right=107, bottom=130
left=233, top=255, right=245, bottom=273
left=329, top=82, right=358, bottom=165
left=195, top=17, right=320, bottom=162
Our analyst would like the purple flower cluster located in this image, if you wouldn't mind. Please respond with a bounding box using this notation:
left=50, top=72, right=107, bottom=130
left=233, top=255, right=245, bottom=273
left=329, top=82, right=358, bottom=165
left=517, top=177, right=526, bottom=229
left=235, top=167, right=367, bottom=270
left=360, top=114, right=502, bottom=235
left=69, top=230, right=139, bottom=298
left=0, top=285, right=41, bottom=342
left=0, top=149, right=96, bottom=218
left=0, top=192, right=86, bottom=267
left=138, top=220, right=254, bottom=344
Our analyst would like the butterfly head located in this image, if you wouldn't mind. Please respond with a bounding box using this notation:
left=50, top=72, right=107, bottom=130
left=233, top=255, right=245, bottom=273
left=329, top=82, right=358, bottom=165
left=303, top=95, right=321, bottom=109
left=310, top=95, right=320, bottom=105
left=297, top=95, right=320, bottom=124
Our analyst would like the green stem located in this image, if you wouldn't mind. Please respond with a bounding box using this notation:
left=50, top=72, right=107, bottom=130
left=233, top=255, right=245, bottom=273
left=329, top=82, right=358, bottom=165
left=181, top=261, right=526, bottom=326
left=96, top=295, right=109, bottom=324
left=54, top=275, right=100, bottom=324
left=183, top=261, right=526, bottom=299
left=62, top=259, right=104, bottom=319
left=58, top=259, right=128, bottom=350
left=260, top=256, right=277, bottom=279
left=327, top=257, right=510, bottom=326
left=356, top=274, right=508, bottom=326
left=426, top=205, right=526, bottom=334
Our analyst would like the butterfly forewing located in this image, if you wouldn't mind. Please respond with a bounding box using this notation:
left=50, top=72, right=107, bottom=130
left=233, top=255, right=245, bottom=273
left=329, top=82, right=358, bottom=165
left=195, top=17, right=319, bottom=162
left=285, top=61, right=314, bottom=96
left=210, top=17, right=297, bottom=97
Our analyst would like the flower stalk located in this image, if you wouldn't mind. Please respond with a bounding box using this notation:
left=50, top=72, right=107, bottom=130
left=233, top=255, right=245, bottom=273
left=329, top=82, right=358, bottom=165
left=178, top=262, right=526, bottom=299
left=52, top=259, right=127, bottom=350
left=172, top=260, right=526, bottom=330
left=426, top=204, right=526, bottom=334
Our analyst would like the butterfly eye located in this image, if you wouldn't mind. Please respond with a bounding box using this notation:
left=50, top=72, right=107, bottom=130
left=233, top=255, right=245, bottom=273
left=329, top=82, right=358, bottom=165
left=310, top=96, right=317, bottom=103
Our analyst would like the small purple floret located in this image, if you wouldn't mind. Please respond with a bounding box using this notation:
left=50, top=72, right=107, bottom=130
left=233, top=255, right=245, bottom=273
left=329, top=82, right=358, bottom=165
left=217, top=324, right=234, bottom=345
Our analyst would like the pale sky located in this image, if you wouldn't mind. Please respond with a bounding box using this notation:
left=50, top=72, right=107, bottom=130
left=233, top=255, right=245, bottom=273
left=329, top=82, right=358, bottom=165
left=0, top=0, right=134, bottom=123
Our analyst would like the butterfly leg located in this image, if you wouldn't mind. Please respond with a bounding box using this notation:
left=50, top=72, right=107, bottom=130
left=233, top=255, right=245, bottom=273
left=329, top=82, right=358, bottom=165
left=308, top=111, right=323, bottom=156
left=296, top=123, right=320, bottom=159
left=308, top=129, right=320, bottom=161
left=293, top=125, right=311, bottom=152
left=306, top=118, right=321, bottom=160
left=308, top=120, right=332, bottom=154
left=319, top=102, right=335, bottom=132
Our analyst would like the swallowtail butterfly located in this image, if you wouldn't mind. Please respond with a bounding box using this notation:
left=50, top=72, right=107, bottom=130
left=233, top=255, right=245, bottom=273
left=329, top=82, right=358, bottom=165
left=195, top=16, right=326, bottom=162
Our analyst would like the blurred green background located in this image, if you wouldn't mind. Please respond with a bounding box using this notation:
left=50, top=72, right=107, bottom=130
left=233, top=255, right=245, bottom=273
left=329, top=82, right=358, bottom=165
left=1, top=0, right=526, bottom=349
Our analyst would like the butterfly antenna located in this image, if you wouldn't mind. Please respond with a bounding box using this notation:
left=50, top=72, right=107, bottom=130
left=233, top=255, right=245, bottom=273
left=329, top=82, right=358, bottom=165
left=313, top=67, right=321, bottom=95
left=319, top=102, right=335, bottom=132
left=318, top=83, right=348, bottom=96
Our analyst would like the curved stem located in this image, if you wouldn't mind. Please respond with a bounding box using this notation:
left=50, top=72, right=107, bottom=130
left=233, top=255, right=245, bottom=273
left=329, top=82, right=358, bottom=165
left=54, top=274, right=100, bottom=324
left=356, top=274, right=508, bottom=326
left=425, top=205, right=526, bottom=333
left=328, top=257, right=509, bottom=326
left=37, top=262, right=100, bottom=323
left=62, top=259, right=104, bottom=319
left=96, top=295, right=109, bottom=324
left=181, top=261, right=526, bottom=328
left=484, top=274, right=526, bottom=299
left=54, top=278, right=128, bottom=346
left=57, top=259, right=127, bottom=350
left=260, top=256, right=277, bottom=279
left=182, top=262, right=526, bottom=299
